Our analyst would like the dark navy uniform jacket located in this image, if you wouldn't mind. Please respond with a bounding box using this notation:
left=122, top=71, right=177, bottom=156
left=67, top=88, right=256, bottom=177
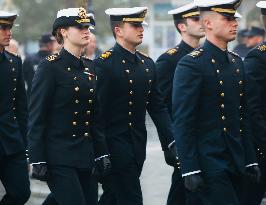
left=156, top=41, right=194, bottom=117
left=245, top=42, right=266, bottom=157
left=172, top=40, right=257, bottom=176
left=0, top=50, right=28, bottom=154
left=94, top=43, right=174, bottom=167
left=23, top=50, right=51, bottom=99
left=28, top=48, right=108, bottom=168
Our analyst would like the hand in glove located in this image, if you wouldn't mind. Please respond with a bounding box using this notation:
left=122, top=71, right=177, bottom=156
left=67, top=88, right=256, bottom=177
left=32, top=163, right=48, bottom=182
left=184, top=173, right=205, bottom=192
left=92, top=156, right=112, bottom=183
left=164, top=142, right=180, bottom=167
left=246, top=165, right=261, bottom=183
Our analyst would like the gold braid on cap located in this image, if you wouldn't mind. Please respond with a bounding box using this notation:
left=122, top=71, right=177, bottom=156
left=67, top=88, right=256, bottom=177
left=211, top=8, right=236, bottom=14
left=182, top=11, right=200, bottom=18
left=76, top=7, right=90, bottom=23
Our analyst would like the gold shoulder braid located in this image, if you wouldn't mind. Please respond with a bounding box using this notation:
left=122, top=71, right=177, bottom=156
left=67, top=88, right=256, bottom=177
left=257, top=44, right=266, bottom=52
left=100, top=50, right=112, bottom=60
left=189, top=48, right=204, bottom=58
left=46, top=53, right=59, bottom=61
left=166, top=47, right=179, bottom=55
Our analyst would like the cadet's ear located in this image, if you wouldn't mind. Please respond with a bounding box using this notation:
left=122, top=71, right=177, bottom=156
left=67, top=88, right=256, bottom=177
left=177, top=23, right=187, bottom=33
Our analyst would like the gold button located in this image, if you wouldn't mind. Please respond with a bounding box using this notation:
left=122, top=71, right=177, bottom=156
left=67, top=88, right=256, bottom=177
left=130, top=91, right=133, bottom=95
left=13, top=116, right=16, bottom=120
left=240, top=93, right=243, bottom=97
left=129, top=80, right=133, bottom=84
left=13, top=107, right=16, bottom=110
left=73, top=122, right=77, bottom=126
left=67, top=67, right=71, bottom=71
left=75, top=100, right=79, bottom=104
left=75, top=87, right=79, bottom=91
left=239, top=81, right=243, bottom=85
left=200, top=49, right=204, bottom=51
left=146, top=69, right=149, bottom=72
left=149, top=80, right=152, bottom=84
left=74, top=77, right=77, bottom=80
left=74, top=112, right=78, bottom=115
left=84, top=133, right=89, bottom=137
left=216, top=70, right=220, bottom=74
left=122, top=60, right=126, bottom=64
left=220, top=93, right=225, bottom=97
left=13, top=98, right=15, bottom=101
left=223, top=128, right=227, bottom=132
left=142, top=60, right=144, bottom=64
left=125, top=70, right=130, bottom=74
left=219, top=81, right=223, bottom=85
left=87, top=110, right=91, bottom=115
left=89, top=100, right=93, bottom=104
left=232, top=59, right=235, bottom=63
left=221, top=104, right=225, bottom=109
left=239, top=106, right=242, bottom=109
left=129, top=112, right=132, bottom=116
left=240, top=118, right=243, bottom=121
left=222, top=116, right=226, bottom=120
left=240, top=129, right=243, bottom=133
left=90, top=89, right=94, bottom=93
left=13, top=88, right=16, bottom=91
left=10, top=59, right=13, bottom=63
left=12, top=68, right=15, bottom=72
left=129, top=101, right=133, bottom=106
left=146, top=101, right=149, bottom=105
left=13, top=78, right=16, bottom=82
left=212, top=59, right=215, bottom=63
left=148, top=90, right=151, bottom=94
left=85, top=122, right=89, bottom=126
left=85, top=67, right=89, bottom=71
left=236, top=69, right=240, bottom=73
left=72, top=134, right=76, bottom=137
left=129, top=123, right=132, bottom=127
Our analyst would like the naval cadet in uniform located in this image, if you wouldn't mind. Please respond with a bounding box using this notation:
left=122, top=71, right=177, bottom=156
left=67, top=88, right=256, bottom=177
left=172, top=0, right=260, bottom=204
left=242, top=1, right=266, bottom=205
left=28, top=7, right=111, bottom=205
left=156, top=3, right=205, bottom=205
left=94, top=7, right=177, bottom=205
left=0, top=11, right=31, bottom=205
left=22, top=32, right=56, bottom=100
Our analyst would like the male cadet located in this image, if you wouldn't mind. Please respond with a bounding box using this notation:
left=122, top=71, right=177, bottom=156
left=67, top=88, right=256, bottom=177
left=245, top=26, right=265, bottom=50
left=94, top=7, right=177, bottom=205
left=23, top=32, right=56, bottom=100
left=156, top=3, right=204, bottom=205
left=172, top=0, right=260, bottom=204
left=242, top=1, right=266, bottom=205
left=0, top=11, right=31, bottom=204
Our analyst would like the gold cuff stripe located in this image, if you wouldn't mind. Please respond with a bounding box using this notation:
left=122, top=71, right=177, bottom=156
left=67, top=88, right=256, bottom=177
left=182, top=11, right=200, bottom=18
left=211, top=8, right=236, bottom=14
left=122, top=18, right=145, bottom=22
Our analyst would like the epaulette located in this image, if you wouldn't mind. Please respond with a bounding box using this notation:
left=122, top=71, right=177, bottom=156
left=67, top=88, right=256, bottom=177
left=46, top=53, right=60, bottom=62
left=257, top=44, right=266, bottom=52
left=166, top=47, right=179, bottom=55
left=100, top=50, right=112, bottom=60
left=228, top=50, right=240, bottom=57
left=188, top=48, right=204, bottom=58
left=137, top=50, right=151, bottom=59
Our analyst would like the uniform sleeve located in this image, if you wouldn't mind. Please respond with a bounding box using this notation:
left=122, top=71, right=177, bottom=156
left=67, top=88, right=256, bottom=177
left=244, top=50, right=266, bottom=156
left=92, top=59, right=111, bottom=159
left=172, top=57, right=202, bottom=175
left=28, top=60, right=55, bottom=163
left=15, top=58, right=28, bottom=148
left=147, top=62, right=174, bottom=151
left=155, top=54, right=175, bottom=115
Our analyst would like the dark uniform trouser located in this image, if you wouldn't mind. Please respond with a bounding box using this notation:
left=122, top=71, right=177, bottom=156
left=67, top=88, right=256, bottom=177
left=99, top=159, right=143, bottom=205
left=0, top=146, right=30, bottom=205
left=240, top=157, right=266, bottom=205
left=198, top=171, right=243, bottom=205
left=47, top=166, right=97, bottom=205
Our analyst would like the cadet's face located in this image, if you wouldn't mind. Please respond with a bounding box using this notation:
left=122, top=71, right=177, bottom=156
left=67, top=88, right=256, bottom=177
left=186, top=17, right=205, bottom=38
left=0, top=25, right=12, bottom=49
left=118, top=22, right=144, bottom=46
left=246, top=35, right=264, bottom=48
left=63, top=26, right=91, bottom=47
left=210, top=13, right=238, bottom=43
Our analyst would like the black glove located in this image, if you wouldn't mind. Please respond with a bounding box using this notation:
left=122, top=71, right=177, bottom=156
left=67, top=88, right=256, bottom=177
left=184, top=173, right=205, bottom=192
left=92, top=156, right=112, bottom=183
left=246, top=165, right=261, bottom=183
left=164, top=142, right=180, bottom=167
left=31, top=163, right=48, bottom=182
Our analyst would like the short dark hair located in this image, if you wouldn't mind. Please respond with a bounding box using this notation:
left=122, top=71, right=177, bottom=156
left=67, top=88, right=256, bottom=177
left=174, top=18, right=187, bottom=34
left=110, top=20, right=124, bottom=38
left=54, top=27, right=68, bottom=45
